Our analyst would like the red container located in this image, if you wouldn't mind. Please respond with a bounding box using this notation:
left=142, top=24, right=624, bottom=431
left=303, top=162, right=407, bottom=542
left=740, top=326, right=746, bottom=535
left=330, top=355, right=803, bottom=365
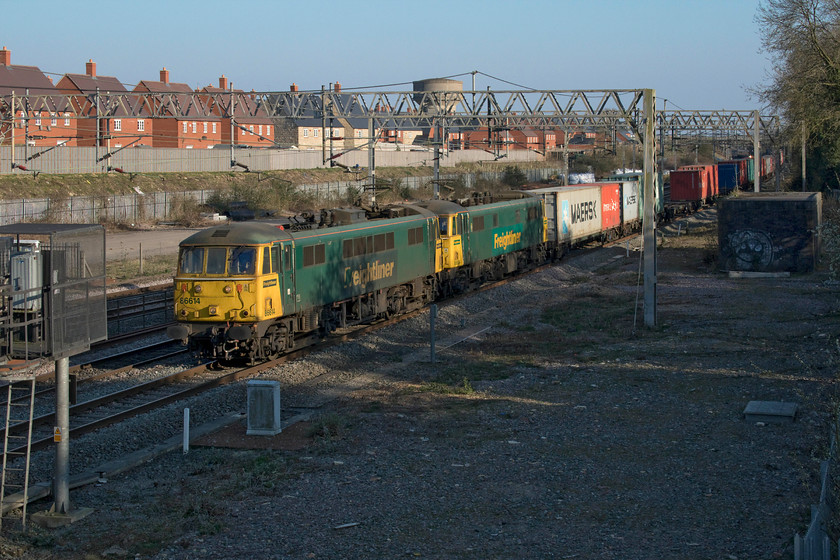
left=679, top=164, right=717, bottom=198
left=669, top=169, right=709, bottom=203
left=599, top=182, right=622, bottom=230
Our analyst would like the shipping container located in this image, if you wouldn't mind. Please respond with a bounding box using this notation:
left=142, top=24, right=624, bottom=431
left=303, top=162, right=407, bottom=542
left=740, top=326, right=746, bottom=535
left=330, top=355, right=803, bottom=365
left=600, top=183, right=622, bottom=234
left=527, top=184, right=603, bottom=245
left=669, top=169, right=710, bottom=205
left=607, top=171, right=663, bottom=216
left=717, top=162, right=739, bottom=195
left=679, top=164, right=717, bottom=199
left=618, top=180, right=641, bottom=230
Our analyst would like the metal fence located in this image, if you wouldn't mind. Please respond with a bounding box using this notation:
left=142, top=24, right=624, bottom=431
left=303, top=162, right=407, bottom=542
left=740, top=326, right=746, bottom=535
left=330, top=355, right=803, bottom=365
left=0, top=168, right=565, bottom=225
left=795, top=418, right=839, bottom=560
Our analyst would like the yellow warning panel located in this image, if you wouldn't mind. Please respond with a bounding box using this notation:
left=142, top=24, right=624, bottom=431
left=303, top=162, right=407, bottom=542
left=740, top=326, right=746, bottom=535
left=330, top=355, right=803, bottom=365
left=53, top=427, right=61, bottom=442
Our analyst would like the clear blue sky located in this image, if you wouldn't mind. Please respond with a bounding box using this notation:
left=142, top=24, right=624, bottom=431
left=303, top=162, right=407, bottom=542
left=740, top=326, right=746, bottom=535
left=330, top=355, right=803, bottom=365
left=2, top=0, right=769, bottom=110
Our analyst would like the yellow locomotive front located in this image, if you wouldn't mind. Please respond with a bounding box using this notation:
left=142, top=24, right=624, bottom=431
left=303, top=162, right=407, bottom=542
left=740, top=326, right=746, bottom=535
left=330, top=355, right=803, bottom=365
left=167, top=223, right=288, bottom=361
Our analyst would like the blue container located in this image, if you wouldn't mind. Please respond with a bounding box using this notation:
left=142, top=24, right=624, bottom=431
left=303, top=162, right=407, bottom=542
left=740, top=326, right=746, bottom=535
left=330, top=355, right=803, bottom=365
left=717, top=163, right=739, bottom=195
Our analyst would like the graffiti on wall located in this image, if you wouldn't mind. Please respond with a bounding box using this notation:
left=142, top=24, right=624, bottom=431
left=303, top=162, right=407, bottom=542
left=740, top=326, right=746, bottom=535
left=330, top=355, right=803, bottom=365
left=722, top=229, right=775, bottom=271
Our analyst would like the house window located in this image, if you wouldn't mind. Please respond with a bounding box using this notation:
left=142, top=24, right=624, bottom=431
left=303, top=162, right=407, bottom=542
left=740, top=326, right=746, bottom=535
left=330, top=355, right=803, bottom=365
left=203, top=122, right=208, bottom=134
left=212, top=122, right=217, bottom=134
left=258, top=125, right=262, bottom=136
left=114, top=119, right=122, bottom=131
left=192, top=122, right=197, bottom=134
left=64, top=113, right=70, bottom=126
left=35, top=115, right=41, bottom=126
left=303, top=129, right=309, bottom=137
left=266, top=125, right=271, bottom=136
left=249, top=125, right=254, bottom=135
left=50, top=113, right=57, bottom=126
left=137, top=119, right=145, bottom=132
left=183, top=122, right=188, bottom=134
left=314, top=129, right=319, bottom=137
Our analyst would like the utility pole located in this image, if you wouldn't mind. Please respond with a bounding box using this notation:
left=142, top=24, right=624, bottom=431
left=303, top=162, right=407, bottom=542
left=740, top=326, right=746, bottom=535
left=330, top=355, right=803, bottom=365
left=321, top=85, right=327, bottom=164
left=368, top=118, right=376, bottom=206
left=95, top=88, right=100, bottom=170
left=229, top=86, right=235, bottom=169
left=753, top=110, right=761, bottom=192
left=643, top=89, right=657, bottom=328
left=802, top=124, right=807, bottom=191
left=10, top=92, right=14, bottom=167
left=433, top=121, right=440, bottom=200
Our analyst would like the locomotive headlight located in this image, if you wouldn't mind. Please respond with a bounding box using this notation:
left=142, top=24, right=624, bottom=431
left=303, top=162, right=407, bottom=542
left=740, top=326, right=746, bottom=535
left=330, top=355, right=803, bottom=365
left=194, top=284, right=202, bottom=294
left=240, top=310, right=249, bottom=318
left=180, top=309, right=188, bottom=317
left=223, top=285, right=232, bottom=294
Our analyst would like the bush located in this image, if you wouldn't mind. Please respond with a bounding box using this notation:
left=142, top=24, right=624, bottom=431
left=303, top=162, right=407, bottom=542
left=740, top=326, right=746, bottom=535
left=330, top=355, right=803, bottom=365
left=501, top=166, right=528, bottom=188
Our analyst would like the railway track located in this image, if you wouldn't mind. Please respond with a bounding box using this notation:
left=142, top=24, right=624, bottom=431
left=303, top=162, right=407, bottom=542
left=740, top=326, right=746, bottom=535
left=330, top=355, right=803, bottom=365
left=1, top=258, right=546, bottom=458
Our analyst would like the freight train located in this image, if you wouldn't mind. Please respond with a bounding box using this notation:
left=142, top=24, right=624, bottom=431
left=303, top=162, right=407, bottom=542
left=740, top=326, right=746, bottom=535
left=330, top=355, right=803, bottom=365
left=168, top=153, right=779, bottom=362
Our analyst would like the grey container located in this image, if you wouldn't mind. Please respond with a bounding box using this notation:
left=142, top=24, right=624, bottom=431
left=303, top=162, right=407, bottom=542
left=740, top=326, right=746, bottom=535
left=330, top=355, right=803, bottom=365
left=718, top=192, right=822, bottom=273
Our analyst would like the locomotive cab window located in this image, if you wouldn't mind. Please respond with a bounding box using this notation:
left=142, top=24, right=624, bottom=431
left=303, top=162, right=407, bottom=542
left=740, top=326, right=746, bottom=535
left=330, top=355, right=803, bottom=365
left=473, top=216, right=485, bottom=232
left=229, top=247, right=256, bottom=275
left=271, top=245, right=280, bottom=273
left=262, top=247, right=271, bottom=274
left=179, top=247, right=204, bottom=274
left=283, top=245, right=292, bottom=271
left=439, top=217, right=449, bottom=236
left=206, top=247, right=227, bottom=275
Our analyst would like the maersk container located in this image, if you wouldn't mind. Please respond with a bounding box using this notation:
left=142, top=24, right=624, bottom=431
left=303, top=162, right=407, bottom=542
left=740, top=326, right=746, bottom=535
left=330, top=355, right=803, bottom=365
left=669, top=169, right=709, bottom=203
left=527, top=184, right=603, bottom=245
left=619, top=180, right=641, bottom=227
left=600, top=182, right=622, bottom=232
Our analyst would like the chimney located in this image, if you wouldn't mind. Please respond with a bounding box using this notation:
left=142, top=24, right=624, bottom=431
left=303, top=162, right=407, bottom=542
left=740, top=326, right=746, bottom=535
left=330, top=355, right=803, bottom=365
left=0, top=46, right=9, bottom=66
left=160, top=67, right=169, bottom=84
left=86, top=59, right=96, bottom=78
left=219, top=75, right=228, bottom=90
left=334, top=82, right=341, bottom=93
left=290, top=83, right=298, bottom=92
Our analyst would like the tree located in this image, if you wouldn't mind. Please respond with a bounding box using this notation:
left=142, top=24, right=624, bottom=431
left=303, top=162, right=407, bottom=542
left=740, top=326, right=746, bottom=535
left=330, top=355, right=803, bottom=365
left=501, top=166, right=527, bottom=188
left=756, top=0, right=840, bottom=189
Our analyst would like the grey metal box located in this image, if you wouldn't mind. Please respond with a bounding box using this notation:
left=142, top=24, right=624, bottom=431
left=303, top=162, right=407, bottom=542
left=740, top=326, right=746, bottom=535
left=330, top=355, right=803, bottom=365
left=247, top=380, right=282, bottom=436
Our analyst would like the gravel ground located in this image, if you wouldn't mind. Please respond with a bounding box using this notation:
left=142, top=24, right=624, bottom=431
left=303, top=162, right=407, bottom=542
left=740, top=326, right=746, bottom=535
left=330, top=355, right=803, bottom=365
left=2, top=209, right=838, bottom=560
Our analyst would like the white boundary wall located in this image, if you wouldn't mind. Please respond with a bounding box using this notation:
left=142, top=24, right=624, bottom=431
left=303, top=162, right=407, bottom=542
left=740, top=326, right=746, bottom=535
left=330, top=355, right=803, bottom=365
left=0, top=146, right=544, bottom=175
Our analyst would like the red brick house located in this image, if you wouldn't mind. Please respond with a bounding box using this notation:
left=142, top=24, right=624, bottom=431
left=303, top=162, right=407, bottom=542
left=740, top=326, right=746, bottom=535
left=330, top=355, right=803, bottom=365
left=133, top=68, right=222, bottom=149
left=56, top=59, right=151, bottom=148
left=201, top=76, right=274, bottom=147
left=0, top=46, right=77, bottom=147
